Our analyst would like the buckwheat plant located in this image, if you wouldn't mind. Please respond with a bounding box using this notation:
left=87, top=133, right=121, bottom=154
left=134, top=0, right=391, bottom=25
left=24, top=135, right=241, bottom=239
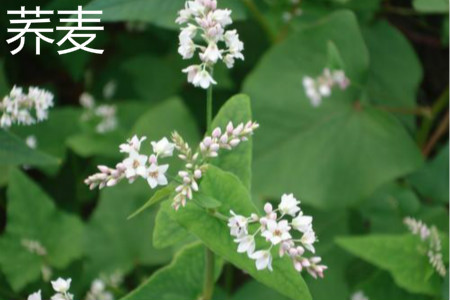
left=176, top=0, right=244, bottom=89
left=28, top=278, right=74, bottom=300
left=0, top=86, right=54, bottom=128
left=228, top=194, right=327, bottom=278
left=79, top=92, right=118, bottom=134
left=404, top=217, right=446, bottom=277
left=302, top=68, right=350, bottom=107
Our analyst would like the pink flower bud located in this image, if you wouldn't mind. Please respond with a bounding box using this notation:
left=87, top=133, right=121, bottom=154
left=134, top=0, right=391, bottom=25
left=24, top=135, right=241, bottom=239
left=229, top=138, right=240, bottom=147
left=212, top=127, right=221, bottom=137
left=194, top=169, right=202, bottom=179
left=264, top=203, right=273, bottom=214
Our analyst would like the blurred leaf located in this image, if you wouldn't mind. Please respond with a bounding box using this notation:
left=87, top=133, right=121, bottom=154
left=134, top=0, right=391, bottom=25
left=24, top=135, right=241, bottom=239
left=168, top=166, right=312, bottom=300
left=413, top=0, right=449, bottom=13
left=360, top=183, right=421, bottom=234
left=120, top=55, right=184, bottom=102
left=337, top=234, right=447, bottom=296
left=327, top=41, right=346, bottom=70
left=229, top=280, right=290, bottom=300
left=85, top=180, right=173, bottom=277
left=127, top=184, right=174, bottom=220
left=0, top=60, right=8, bottom=95
left=153, top=202, right=195, bottom=249
left=210, top=94, right=253, bottom=189
left=11, top=108, right=82, bottom=163
left=355, top=271, right=428, bottom=300
left=362, top=21, right=422, bottom=128
left=0, top=130, right=59, bottom=167
left=409, top=143, right=449, bottom=204
left=243, top=11, right=423, bottom=208
left=121, top=243, right=223, bottom=300
left=0, top=170, right=84, bottom=291
left=84, top=0, right=247, bottom=30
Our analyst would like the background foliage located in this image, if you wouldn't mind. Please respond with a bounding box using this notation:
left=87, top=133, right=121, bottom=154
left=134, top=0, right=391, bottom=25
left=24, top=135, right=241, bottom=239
left=0, top=0, right=448, bottom=299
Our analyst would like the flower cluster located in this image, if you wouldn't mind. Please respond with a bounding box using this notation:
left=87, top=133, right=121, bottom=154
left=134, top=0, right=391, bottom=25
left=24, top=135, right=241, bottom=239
left=85, top=279, right=114, bottom=300
left=28, top=278, right=73, bottom=300
left=351, top=291, right=369, bottom=300
left=21, top=238, right=52, bottom=281
left=228, top=194, right=327, bottom=278
left=80, top=92, right=118, bottom=134
left=171, top=121, right=259, bottom=210
left=404, top=217, right=446, bottom=277
left=85, top=136, right=174, bottom=190
left=0, top=86, right=54, bottom=128
left=282, top=0, right=303, bottom=23
left=302, top=68, right=350, bottom=107
left=176, top=0, right=244, bottom=89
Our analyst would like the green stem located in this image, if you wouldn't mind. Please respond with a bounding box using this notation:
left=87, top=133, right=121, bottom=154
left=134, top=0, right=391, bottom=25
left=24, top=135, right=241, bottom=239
left=241, top=0, right=276, bottom=44
left=417, top=87, right=449, bottom=146
left=202, top=247, right=215, bottom=300
left=202, top=70, right=215, bottom=300
left=206, top=84, right=213, bottom=132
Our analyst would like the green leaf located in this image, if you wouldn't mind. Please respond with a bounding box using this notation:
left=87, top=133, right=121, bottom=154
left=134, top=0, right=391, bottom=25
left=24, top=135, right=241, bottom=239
left=168, top=166, right=312, bottom=300
left=229, top=280, right=290, bottom=300
left=84, top=0, right=247, bottom=30
left=0, top=130, right=59, bottom=167
left=362, top=21, right=422, bottom=129
left=153, top=202, right=195, bottom=249
left=194, top=193, right=222, bottom=209
left=127, top=184, right=174, bottom=220
left=0, top=170, right=84, bottom=291
left=355, top=271, right=430, bottom=300
left=121, top=243, right=223, bottom=300
left=409, top=143, right=449, bottom=204
left=243, top=11, right=423, bottom=208
left=337, top=234, right=447, bottom=296
left=85, top=180, right=174, bottom=277
left=11, top=108, right=82, bottom=163
left=210, top=94, right=253, bottom=189
left=413, top=0, right=449, bottom=13
left=67, top=101, right=156, bottom=158
left=119, top=55, right=184, bottom=102
left=327, top=41, right=346, bottom=70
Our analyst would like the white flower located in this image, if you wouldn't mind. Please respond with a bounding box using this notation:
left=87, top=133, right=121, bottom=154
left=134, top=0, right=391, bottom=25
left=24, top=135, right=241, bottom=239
left=25, top=135, right=38, bottom=149
left=278, top=193, right=300, bottom=216
left=123, top=151, right=148, bottom=179
left=261, top=219, right=292, bottom=245
left=79, top=92, right=95, bottom=109
left=301, top=229, right=316, bottom=253
left=200, top=42, right=222, bottom=63
left=212, top=9, right=232, bottom=26
left=193, top=69, right=217, bottom=89
left=183, top=65, right=202, bottom=83
left=178, top=38, right=196, bottom=59
left=145, top=163, right=169, bottom=189
left=351, top=291, right=369, bottom=300
left=250, top=250, right=273, bottom=271
left=292, top=213, right=312, bottom=233
left=120, top=135, right=147, bottom=153
left=51, top=278, right=72, bottom=293
left=228, top=210, right=248, bottom=237
left=28, top=290, right=42, bottom=300
left=234, top=234, right=255, bottom=255
left=151, top=137, right=175, bottom=158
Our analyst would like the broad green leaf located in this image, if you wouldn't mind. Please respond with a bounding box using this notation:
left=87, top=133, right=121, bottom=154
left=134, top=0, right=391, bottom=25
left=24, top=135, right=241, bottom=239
left=337, top=234, right=448, bottom=296
left=362, top=21, right=422, bottom=128
left=243, top=11, right=423, bottom=208
left=413, top=0, right=449, bottom=13
left=127, top=184, right=174, bottom=220
left=121, top=243, right=223, bottom=300
left=0, top=170, right=84, bottom=291
left=0, top=130, right=58, bottom=167
left=194, top=193, right=222, bottom=209
left=229, top=280, right=290, bottom=300
left=327, top=41, right=346, bottom=70
left=67, top=101, right=156, bottom=158
left=85, top=180, right=173, bottom=277
left=12, top=108, right=82, bottom=162
left=119, top=55, right=184, bottom=102
left=359, top=183, right=421, bottom=234
left=153, top=202, right=195, bottom=249
left=210, top=94, right=253, bottom=189
left=84, top=0, right=247, bottom=30
left=355, top=271, right=429, bottom=300
left=168, top=166, right=312, bottom=300
left=409, top=143, right=449, bottom=204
